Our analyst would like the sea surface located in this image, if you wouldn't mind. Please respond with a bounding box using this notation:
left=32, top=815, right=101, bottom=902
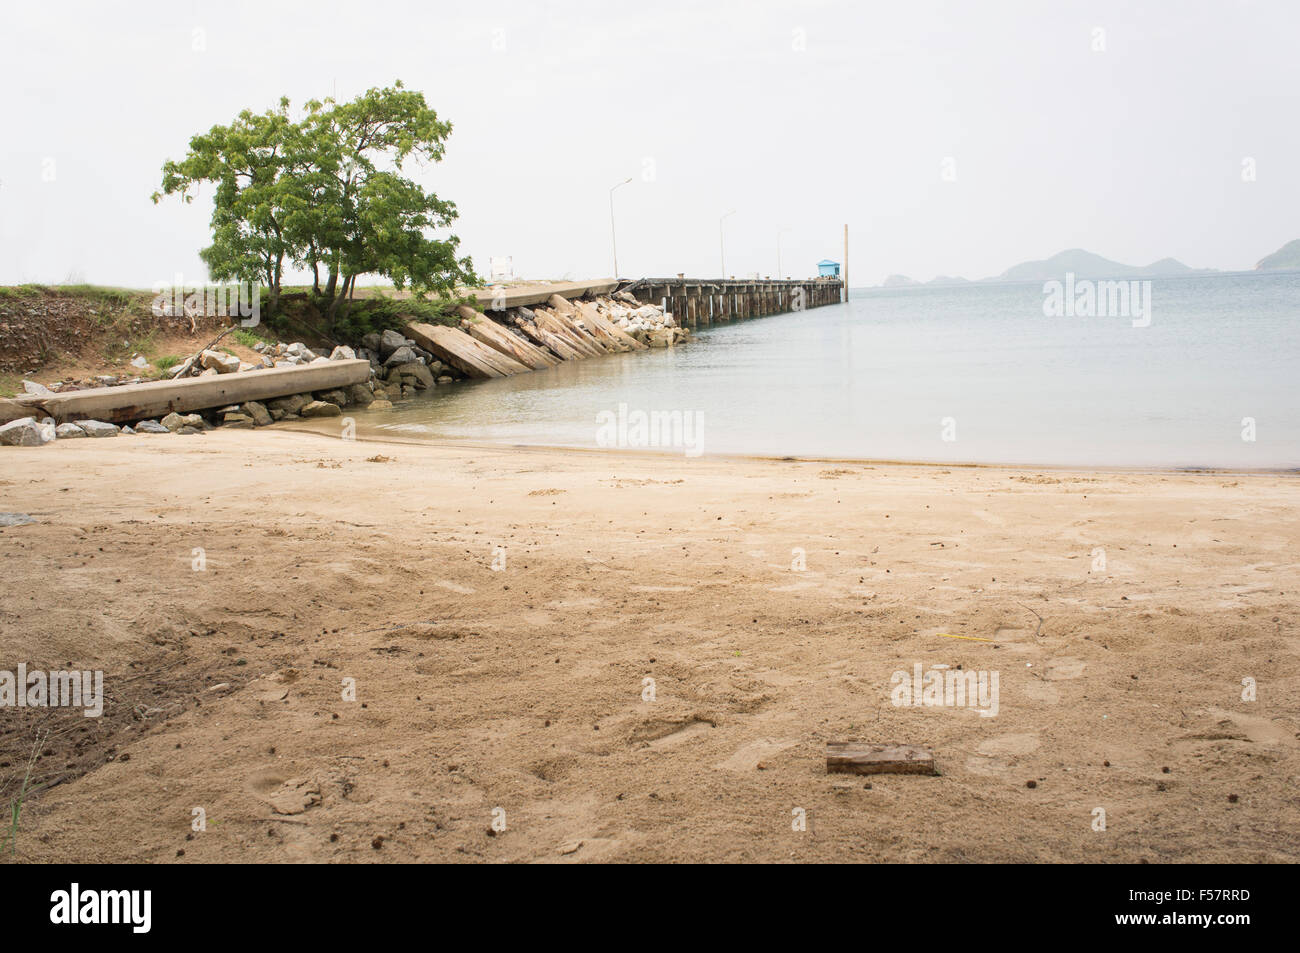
left=361, top=272, right=1300, bottom=469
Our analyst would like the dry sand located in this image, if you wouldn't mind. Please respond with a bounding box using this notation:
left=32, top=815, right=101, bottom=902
left=1, top=430, right=1297, bottom=863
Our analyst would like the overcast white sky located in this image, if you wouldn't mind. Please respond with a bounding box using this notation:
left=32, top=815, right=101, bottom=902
left=2, top=0, right=1297, bottom=287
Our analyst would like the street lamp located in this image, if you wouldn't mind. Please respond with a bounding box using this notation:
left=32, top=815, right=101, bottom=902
left=609, top=177, right=632, bottom=278
left=719, top=209, right=736, bottom=277
left=776, top=226, right=792, bottom=278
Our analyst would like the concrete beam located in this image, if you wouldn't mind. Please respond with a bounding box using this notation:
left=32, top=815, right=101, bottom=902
left=24, top=360, right=372, bottom=424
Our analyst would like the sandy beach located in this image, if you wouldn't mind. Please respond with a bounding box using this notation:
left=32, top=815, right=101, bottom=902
left=1, top=429, right=1297, bottom=863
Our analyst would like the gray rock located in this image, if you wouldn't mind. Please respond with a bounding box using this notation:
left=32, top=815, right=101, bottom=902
left=77, top=419, right=121, bottom=438
left=316, top=389, right=349, bottom=407
left=121, top=425, right=135, bottom=435
left=384, top=345, right=418, bottom=367
left=329, top=345, right=356, bottom=361
left=222, top=412, right=254, bottom=428
left=22, top=380, right=54, bottom=396
left=55, top=422, right=87, bottom=438
left=268, top=394, right=310, bottom=416
left=242, top=401, right=272, bottom=426
left=0, top=512, right=36, bottom=527
left=379, top=329, right=407, bottom=360
left=175, top=425, right=202, bottom=435
left=300, top=400, right=341, bottom=418
left=0, top=418, right=49, bottom=446
left=389, top=361, right=434, bottom=389
left=436, top=375, right=454, bottom=385
left=348, top=384, right=375, bottom=406
left=135, top=420, right=170, bottom=434
left=361, top=333, right=382, bottom=353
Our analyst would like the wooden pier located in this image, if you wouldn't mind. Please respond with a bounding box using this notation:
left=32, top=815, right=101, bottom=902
left=620, top=277, right=842, bottom=328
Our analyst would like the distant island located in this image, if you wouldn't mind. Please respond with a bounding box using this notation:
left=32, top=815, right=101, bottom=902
left=876, top=238, right=1299, bottom=288
left=1256, top=239, right=1300, bottom=271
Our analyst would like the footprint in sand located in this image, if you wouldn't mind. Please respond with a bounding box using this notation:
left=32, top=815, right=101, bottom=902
left=715, top=737, right=797, bottom=772
left=1042, top=657, right=1087, bottom=681
left=1206, top=707, right=1296, bottom=746
left=247, top=768, right=322, bottom=815
left=967, top=733, right=1040, bottom=776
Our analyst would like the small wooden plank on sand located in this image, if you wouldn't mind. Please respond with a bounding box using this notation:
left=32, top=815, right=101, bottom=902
left=407, top=323, right=530, bottom=379
left=825, top=742, right=936, bottom=775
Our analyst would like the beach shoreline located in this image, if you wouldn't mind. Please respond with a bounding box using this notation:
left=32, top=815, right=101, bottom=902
left=2, top=431, right=1297, bottom=862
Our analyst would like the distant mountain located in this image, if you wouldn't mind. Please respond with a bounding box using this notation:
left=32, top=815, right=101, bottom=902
left=882, top=274, right=921, bottom=288
left=1256, top=239, right=1300, bottom=270
left=926, top=275, right=971, bottom=286
left=999, top=248, right=1205, bottom=282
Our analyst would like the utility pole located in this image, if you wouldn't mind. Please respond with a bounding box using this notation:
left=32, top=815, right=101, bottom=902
left=843, top=223, right=849, bottom=304
left=609, top=177, right=632, bottom=278
left=719, top=210, right=736, bottom=277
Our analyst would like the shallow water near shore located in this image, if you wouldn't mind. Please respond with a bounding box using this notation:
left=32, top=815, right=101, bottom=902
left=359, top=271, right=1300, bottom=469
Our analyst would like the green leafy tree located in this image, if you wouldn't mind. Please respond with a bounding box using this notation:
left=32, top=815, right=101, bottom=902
left=153, top=82, right=475, bottom=324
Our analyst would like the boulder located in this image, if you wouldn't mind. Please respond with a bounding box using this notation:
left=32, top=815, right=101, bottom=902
left=77, top=419, right=121, bottom=438
left=135, top=420, right=170, bottom=434
left=0, top=417, right=50, bottom=446
left=200, top=349, right=240, bottom=374
left=647, top=328, right=675, bottom=348
left=242, top=401, right=273, bottom=426
left=369, top=399, right=394, bottom=410
left=384, top=345, right=418, bottom=367
left=436, top=375, right=453, bottom=385
left=361, top=333, right=382, bottom=353
left=316, top=389, right=349, bottom=407
left=379, top=329, right=407, bottom=360
left=222, top=412, right=254, bottom=428
left=160, top=412, right=184, bottom=432
left=348, top=384, right=375, bottom=406
left=329, top=345, right=356, bottom=361
left=300, top=400, right=341, bottom=418
left=389, top=361, right=433, bottom=389
left=21, top=380, right=54, bottom=397
left=121, top=425, right=135, bottom=435
left=55, top=422, right=87, bottom=439
left=268, top=394, right=310, bottom=416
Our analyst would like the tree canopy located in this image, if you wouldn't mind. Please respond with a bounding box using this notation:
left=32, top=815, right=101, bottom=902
left=153, top=82, right=475, bottom=323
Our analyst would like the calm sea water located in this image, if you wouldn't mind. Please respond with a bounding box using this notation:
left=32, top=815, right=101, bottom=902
left=361, top=272, right=1300, bottom=469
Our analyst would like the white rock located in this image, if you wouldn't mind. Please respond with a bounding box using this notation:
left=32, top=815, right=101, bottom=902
left=0, top=417, right=50, bottom=446
left=329, top=345, right=356, bottom=361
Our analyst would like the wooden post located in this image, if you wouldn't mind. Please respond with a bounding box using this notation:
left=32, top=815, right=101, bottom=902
left=842, top=224, right=848, bottom=304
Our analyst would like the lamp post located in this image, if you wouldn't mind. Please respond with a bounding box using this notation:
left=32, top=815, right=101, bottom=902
left=776, top=226, right=791, bottom=278
left=719, top=209, right=736, bottom=277
left=609, top=177, right=632, bottom=278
